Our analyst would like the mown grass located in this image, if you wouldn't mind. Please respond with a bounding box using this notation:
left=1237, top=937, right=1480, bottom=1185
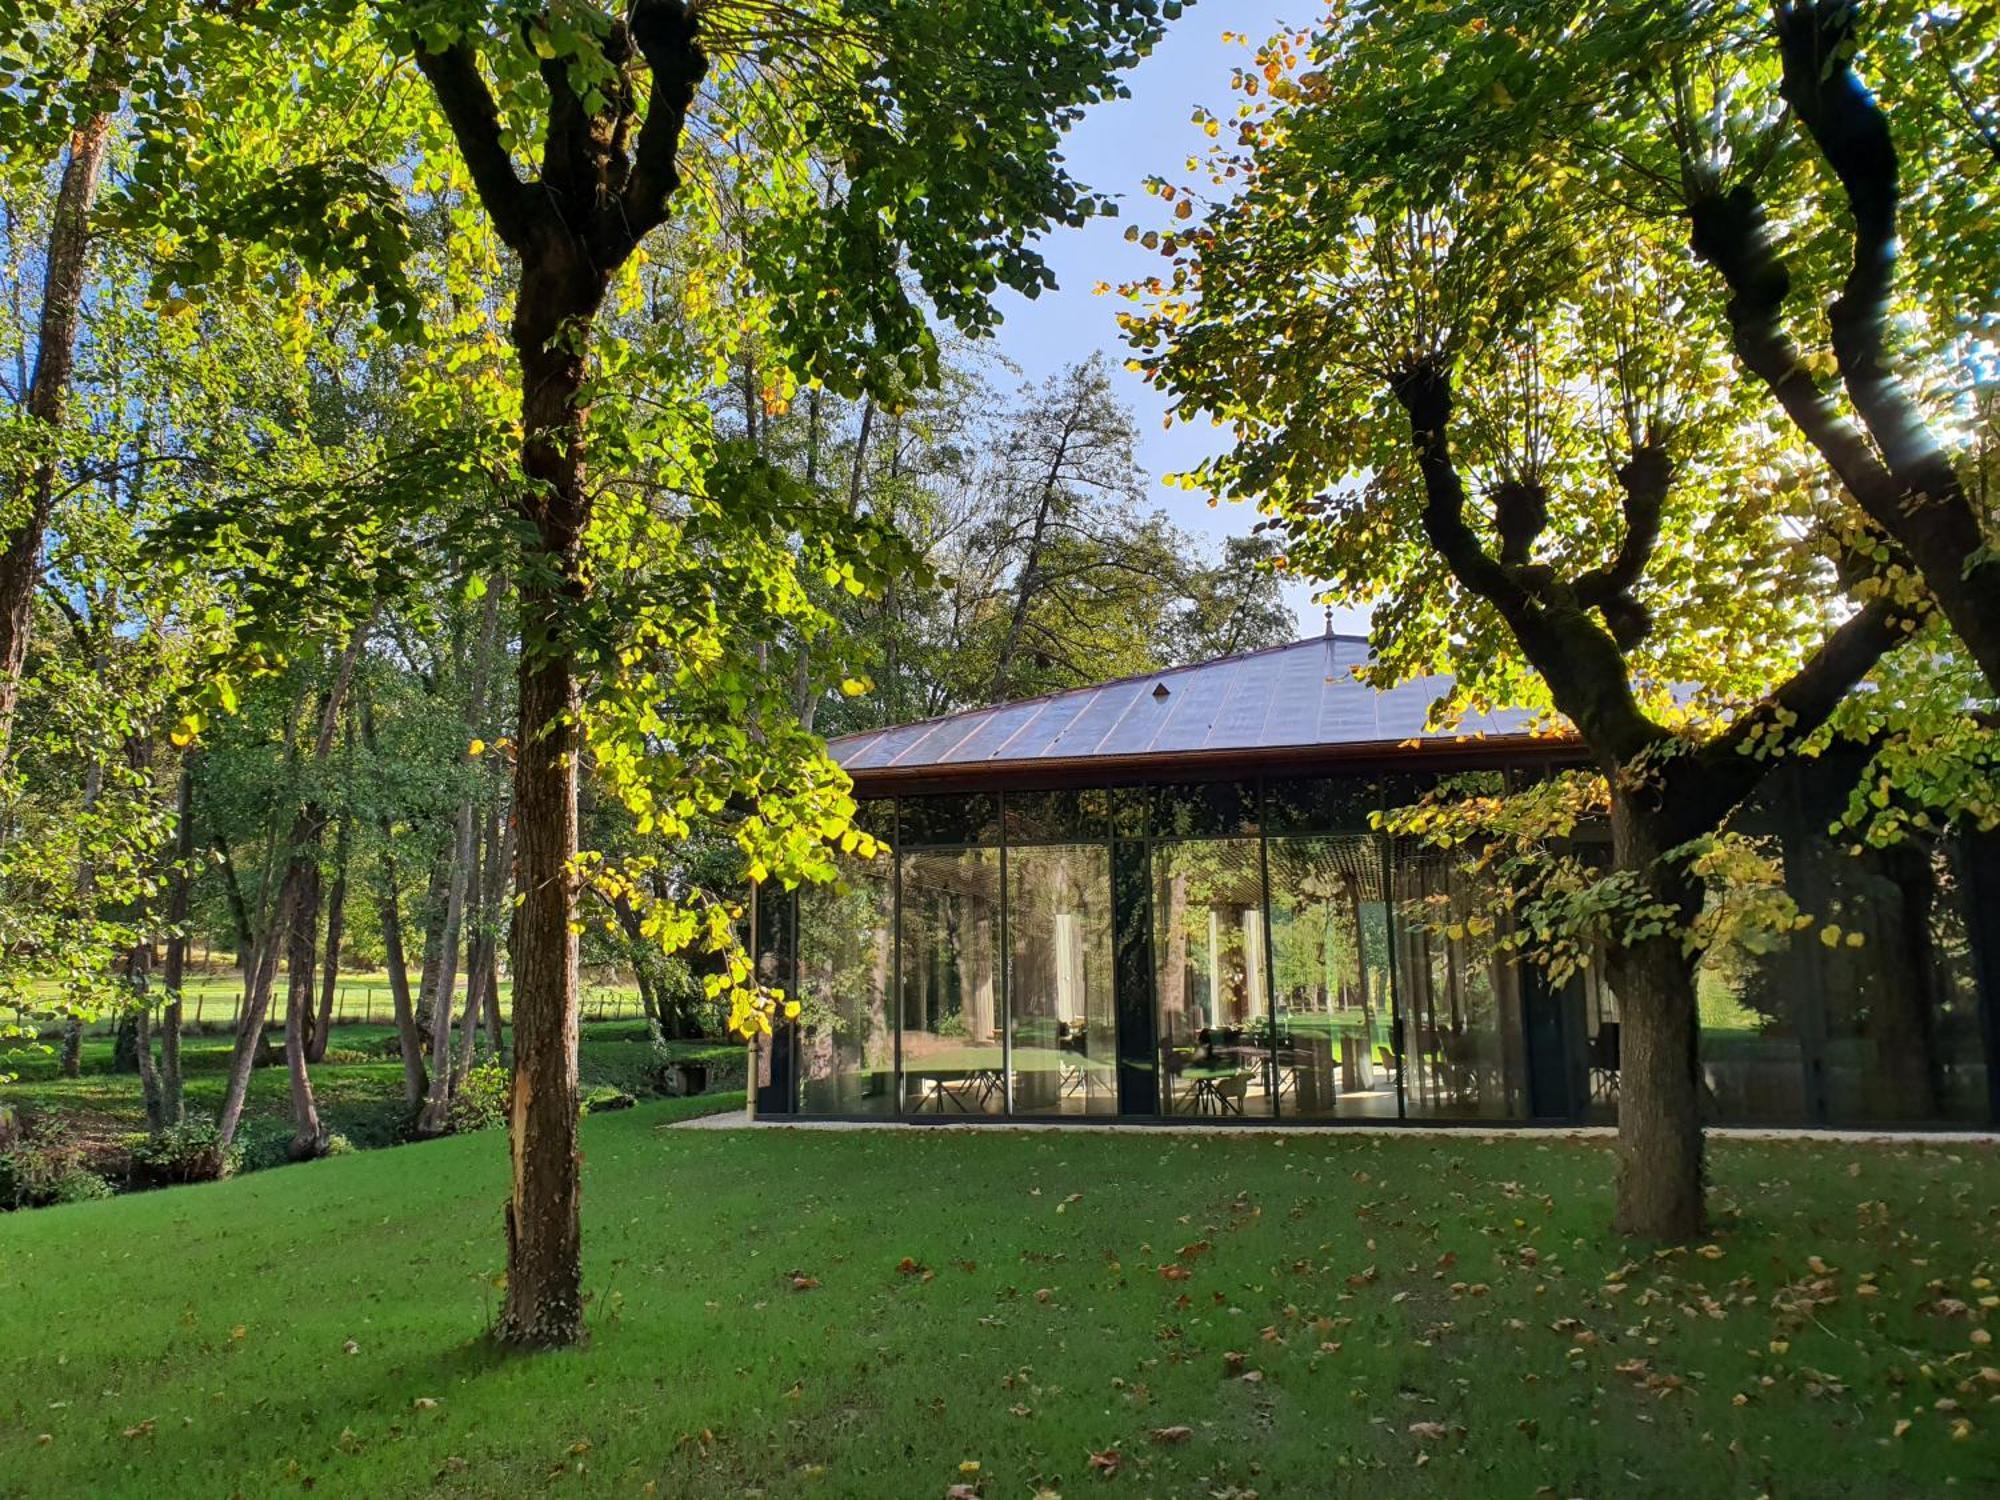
left=9, top=963, right=654, bottom=1038
left=0, top=1114, right=1995, bottom=1498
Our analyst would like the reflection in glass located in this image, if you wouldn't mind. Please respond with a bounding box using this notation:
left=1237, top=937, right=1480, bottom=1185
left=1931, top=840, right=1992, bottom=1120
left=899, top=848, right=1005, bottom=1114
left=1154, top=839, right=1273, bottom=1116
left=796, top=852, right=896, bottom=1115
left=1571, top=959, right=1620, bottom=1125
left=1391, top=855, right=1527, bottom=1119
left=1267, top=836, right=1397, bottom=1118
left=1007, top=845, right=1117, bottom=1115
left=1814, top=838, right=1988, bottom=1125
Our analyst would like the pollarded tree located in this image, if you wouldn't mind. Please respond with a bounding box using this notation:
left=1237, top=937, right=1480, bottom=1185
left=1125, top=18, right=1941, bottom=1240
left=1216, top=2, right=2000, bottom=694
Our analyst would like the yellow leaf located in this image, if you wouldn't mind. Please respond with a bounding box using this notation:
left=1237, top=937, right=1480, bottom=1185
left=469, top=738, right=486, bottom=757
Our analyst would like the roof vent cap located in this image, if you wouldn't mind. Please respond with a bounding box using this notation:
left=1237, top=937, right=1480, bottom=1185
left=1152, top=682, right=1171, bottom=700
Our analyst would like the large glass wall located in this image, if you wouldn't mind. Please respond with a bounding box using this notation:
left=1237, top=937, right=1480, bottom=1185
left=783, top=776, right=1993, bottom=1127
left=1390, top=853, right=1529, bottom=1119
left=1007, top=844, right=1116, bottom=1114
left=1154, top=839, right=1273, bottom=1116
left=1267, top=836, right=1397, bottom=1118
left=899, top=847, right=1005, bottom=1114
left=796, top=851, right=896, bottom=1115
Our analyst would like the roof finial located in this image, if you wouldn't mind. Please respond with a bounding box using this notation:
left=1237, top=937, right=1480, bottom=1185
left=1323, top=602, right=1334, bottom=639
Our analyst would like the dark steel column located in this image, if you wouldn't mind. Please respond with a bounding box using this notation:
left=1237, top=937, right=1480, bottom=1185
left=1963, top=825, right=2000, bottom=1128
left=1112, top=838, right=1159, bottom=1116
left=752, top=884, right=798, bottom=1116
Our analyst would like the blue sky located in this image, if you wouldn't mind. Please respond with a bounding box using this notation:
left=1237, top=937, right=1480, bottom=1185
left=985, top=4, right=1369, bottom=640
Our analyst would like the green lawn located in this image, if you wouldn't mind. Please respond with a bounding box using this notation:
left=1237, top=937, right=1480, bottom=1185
left=13, top=963, right=653, bottom=1033
left=1, top=1117, right=1995, bottom=1498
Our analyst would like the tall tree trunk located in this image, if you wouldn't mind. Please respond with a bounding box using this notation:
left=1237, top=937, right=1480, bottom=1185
left=412, top=8, right=711, bottom=1346
left=158, top=764, right=194, bottom=1126
left=461, top=801, right=513, bottom=1072
left=0, top=107, right=112, bottom=765
left=380, top=849, right=428, bottom=1107
left=131, top=943, right=163, bottom=1132
left=503, top=578, right=583, bottom=1346
left=455, top=806, right=496, bottom=1079
left=496, top=256, right=595, bottom=1348
left=359, top=688, right=427, bottom=1106
left=1606, top=794, right=1706, bottom=1242
left=416, top=590, right=501, bottom=1134
left=61, top=757, right=106, bottom=1079
left=416, top=800, right=476, bottom=1134
left=988, top=423, right=1073, bottom=703
left=309, top=819, right=350, bottom=1064
left=414, top=844, right=454, bottom=1034
left=481, top=947, right=505, bottom=1056
left=283, top=854, right=327, bottom=1158
left=215, top=626, right=368, bottom=1149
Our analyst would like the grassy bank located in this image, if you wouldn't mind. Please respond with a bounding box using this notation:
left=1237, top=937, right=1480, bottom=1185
left=0, top=1114, right=1995, bottom=1497
left=0, top=1020, right=746, bottom=1176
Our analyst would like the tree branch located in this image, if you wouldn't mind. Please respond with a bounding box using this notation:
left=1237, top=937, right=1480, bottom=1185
left=1391, top=357, right=1530, bottom=612
left=1774, top=2, right=1973, bottom=511
left=411, top=39, right=542, bottom=253
left=617, top=0, right=709, bottom=253
left=1390, top=356, right=1664, bottom=764
left=1688, top=591, right=1913, bottom=827
left=1574, top=441, right=1669, bottom=649
left=1686, top=185, right=1899, bottom=512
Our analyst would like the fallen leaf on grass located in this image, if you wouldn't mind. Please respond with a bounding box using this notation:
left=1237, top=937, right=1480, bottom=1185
left=413, top=1397, right=439, bottom=1411
left=1407, top=1422, right=1448, bottom=1442
left=1149, top=1426, right=1193, bottom=1444
left=122, top=1420, right=154, bottom=1440
left=1087, top=1449, right=1122, bottom=1476
left=792, top=1276, right=821, bottom=1292
left=946, top=1488, right=980, bottom=1500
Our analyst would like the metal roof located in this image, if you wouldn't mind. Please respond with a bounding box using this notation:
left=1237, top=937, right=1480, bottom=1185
left=830, top=635, right=1562, bottom=788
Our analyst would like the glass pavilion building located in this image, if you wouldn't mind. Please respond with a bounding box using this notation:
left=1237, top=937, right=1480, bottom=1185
left=752, top=636, right=2000, bottom=1130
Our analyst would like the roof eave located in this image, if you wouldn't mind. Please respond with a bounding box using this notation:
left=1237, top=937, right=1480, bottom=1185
left=843, top=731, right=1585, bottom=799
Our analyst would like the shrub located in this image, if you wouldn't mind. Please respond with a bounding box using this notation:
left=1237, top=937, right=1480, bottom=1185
left=235, top=1126, right=296, bottom=1176
left=447, top=1059, right=510, bottom=1134
left=47, top=1170, right=113, bottom=1204
left=0, top=1124, right=113, bottom=1209
left=126, top=1121, right=240, bottom=1188
left=582, top=1086, right=636, bottom=1114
